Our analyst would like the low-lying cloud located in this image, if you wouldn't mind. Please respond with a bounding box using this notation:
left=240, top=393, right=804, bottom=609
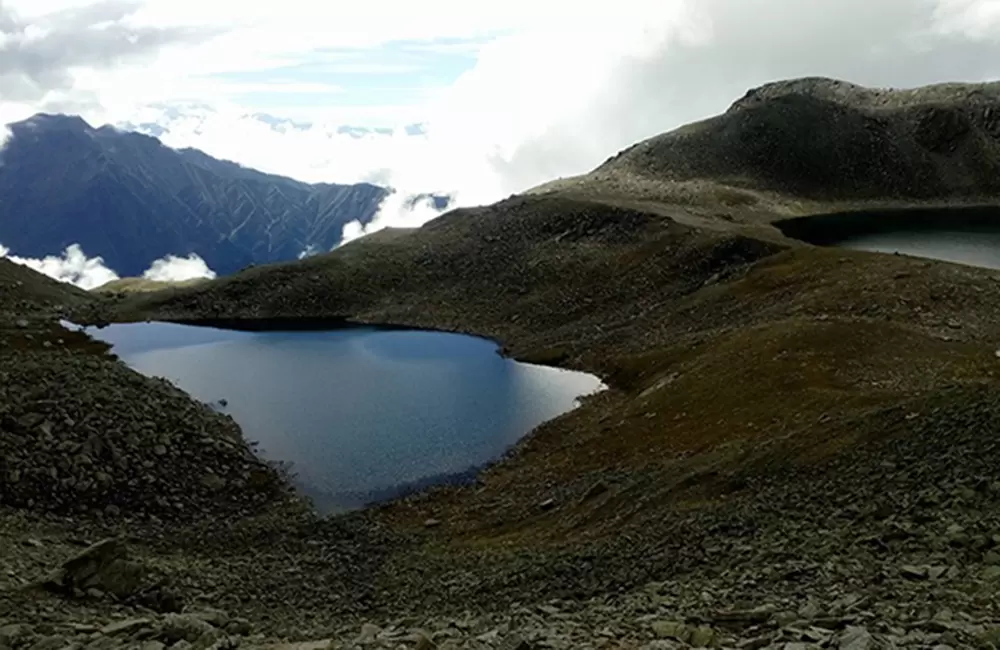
left=0, top=243, right=217, bottom=289
left=0, top=243, right=119, bottom=290
left=340, top=192, right=448, bottom=245
left=297, top=244, right=320, bottom=259
left=142, top=253, right=217, bottom=282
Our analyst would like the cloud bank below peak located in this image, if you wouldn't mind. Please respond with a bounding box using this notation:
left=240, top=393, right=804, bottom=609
left=0, top=243, right=217, bottom=290
left=142, top=253, right=217, bottom=282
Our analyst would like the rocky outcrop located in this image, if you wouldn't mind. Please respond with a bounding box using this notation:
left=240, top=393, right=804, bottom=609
left=40, top=538, right=146, bottom=599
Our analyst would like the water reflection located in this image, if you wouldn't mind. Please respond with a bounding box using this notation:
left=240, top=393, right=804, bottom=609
left=839, top=229, right=1000, bottom=270
left=85, top=322, right=604, bottom=513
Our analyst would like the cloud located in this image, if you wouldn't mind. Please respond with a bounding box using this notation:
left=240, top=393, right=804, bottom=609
left=340, top=192, right=447, bottom=244
left=142, top=253, right=217, bottom=282
left=0, top=243, right=216, bottom=288
left=381, top=0, right=1000, bottom=205
left=0, top=0, right=211, bottom=108
left=117, top=104, right=430, bottom=183
left=8, top=0, right=1000, bottom=245
left=0, top=243, right=119, bottom=289
left=297, top=244, right=320, bottom=259
left=93, top=1, right=1000, bottom=227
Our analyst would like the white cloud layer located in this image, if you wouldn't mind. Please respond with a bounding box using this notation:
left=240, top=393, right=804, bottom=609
left=142, top=253, right=217, bottom=282
left=341, top=192, right=446, bottom=245
left=0, top=243, right=217, bottom=289
left=109, top=3, right=1000, bottom=207
left=7, top=1, right=1000, bottom=244
left=0, top=243, right=119, bottom=290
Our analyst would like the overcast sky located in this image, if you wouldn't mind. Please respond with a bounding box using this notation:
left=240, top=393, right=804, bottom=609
left=4, top=0, right=1000, bottom=217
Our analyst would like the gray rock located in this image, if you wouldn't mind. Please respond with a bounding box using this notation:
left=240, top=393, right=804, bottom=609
left=413, top=631, right=436, bottom=650
left=45, top=538, right=145, bottom=598
left=100, top=619, right=152, bottom=636
left=0, top=624, right=32, bottom=646
left=838, top=626, right=873, bottom=650
left=689, top=627, right=715, bottom=648
left=500, top=634, right=532, bottom=650
left=900, top=565, right=929, bottom=580
left=157, top=615, right=217, bottom=645
left=976, top=626, right=1000, bottom=648
left=223, top=619, right=252, bottom=636
left=356, top=624, right=381, bottom=643
left=651, top=621, right=691, bottom=642
left=84, top=638, right=120, bottom=650
left=190, top=629, right=224, bottom=650
left=28, top=636, right=71, bottom=650
left=188, top=611, right=230, bottom=629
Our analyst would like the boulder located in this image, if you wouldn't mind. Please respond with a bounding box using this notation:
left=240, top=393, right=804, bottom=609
left=43, top=538, right=146, bottom=598
left=157, top=614, right=217, bottom=645
left=0, top=625, right=32, bottom=646
left=100, top=618, right=152, bottom=636
left=651, top=621, right=691, bottom=642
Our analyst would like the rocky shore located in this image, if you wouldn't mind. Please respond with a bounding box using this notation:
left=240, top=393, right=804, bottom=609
left=0, top=333, right=288, bottom=519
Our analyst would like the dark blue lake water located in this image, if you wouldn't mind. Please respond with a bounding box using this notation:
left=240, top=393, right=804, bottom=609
left=80, top=322, right=604, bottom=512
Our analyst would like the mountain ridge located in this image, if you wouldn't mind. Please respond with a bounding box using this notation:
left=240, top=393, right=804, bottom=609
left=592, top=76, right=1000, bottom=202
left=0, top=113, right=407, bottom=276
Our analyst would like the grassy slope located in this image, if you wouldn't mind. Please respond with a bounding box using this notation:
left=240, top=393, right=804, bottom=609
left=91, top=277, right=210, bottom=294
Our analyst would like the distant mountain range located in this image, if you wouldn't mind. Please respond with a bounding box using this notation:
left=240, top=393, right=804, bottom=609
left=0, top=113, right=445, bottom=276
left=117, top=105, right=426, bottom=141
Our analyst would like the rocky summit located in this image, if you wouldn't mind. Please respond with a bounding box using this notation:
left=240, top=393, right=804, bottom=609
left=7, top=77, right=1000, bottom=648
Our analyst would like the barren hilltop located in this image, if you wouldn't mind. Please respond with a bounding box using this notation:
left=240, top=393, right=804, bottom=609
left=6, top=78, right=1000, bottom=649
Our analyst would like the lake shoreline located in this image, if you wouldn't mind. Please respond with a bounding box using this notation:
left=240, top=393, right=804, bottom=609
left=85, top=321, right=603, bottom=515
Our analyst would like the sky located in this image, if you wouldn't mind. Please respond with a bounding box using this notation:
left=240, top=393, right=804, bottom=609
left=3, top=0, right=1000, bottom=283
